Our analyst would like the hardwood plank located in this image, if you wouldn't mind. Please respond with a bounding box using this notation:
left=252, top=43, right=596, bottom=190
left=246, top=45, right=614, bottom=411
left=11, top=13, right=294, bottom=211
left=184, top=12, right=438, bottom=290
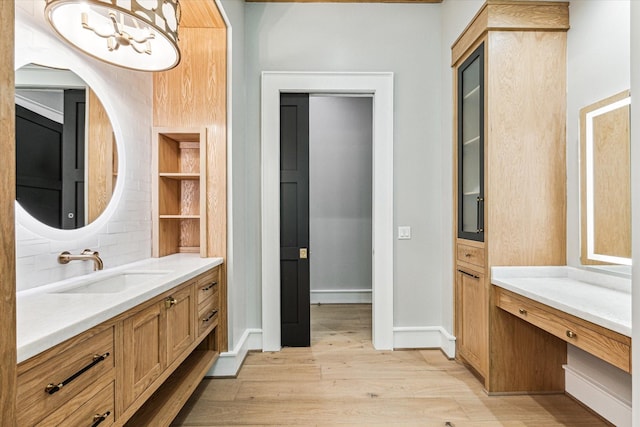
left=173, top=305, right=607, bottom=426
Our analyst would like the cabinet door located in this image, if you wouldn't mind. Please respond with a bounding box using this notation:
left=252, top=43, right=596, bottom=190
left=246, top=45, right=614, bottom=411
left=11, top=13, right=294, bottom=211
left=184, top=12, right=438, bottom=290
left=165, top=284, right=196, bottom=365
left=455, top=268, right=487, bottom=376
left=457, top=43, right=485, bottom=242
left=122, top=302, right=165, bottom=409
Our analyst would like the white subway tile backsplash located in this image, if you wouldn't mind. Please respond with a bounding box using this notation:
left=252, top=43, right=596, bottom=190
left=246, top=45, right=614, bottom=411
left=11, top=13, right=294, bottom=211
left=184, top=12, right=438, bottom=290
left=15, top=7, right=154, bottom=292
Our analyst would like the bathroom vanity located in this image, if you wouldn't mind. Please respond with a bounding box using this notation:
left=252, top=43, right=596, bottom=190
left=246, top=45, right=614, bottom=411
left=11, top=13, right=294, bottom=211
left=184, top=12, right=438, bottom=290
left=16, top=254, right=223, bottom=427
left=492, top=267, right=631, bottom=373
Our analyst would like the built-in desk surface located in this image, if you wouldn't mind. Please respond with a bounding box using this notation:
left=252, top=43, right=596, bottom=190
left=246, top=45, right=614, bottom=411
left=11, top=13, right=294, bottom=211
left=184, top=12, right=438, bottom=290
left=491, top=266, right=631, bottom=337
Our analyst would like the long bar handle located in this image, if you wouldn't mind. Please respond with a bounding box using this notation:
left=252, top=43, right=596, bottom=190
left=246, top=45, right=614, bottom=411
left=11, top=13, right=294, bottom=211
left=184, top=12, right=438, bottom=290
left=91, top=411, right=111, bottom=427
left=202, top=281, right=218, bottom=292
left=202, top=309, right=219, bottom=323
left=45, top=352, right=110, bottom=395
left=476, top=196, right=484, bottom=233
left=457, top=269, right=480, bottom=280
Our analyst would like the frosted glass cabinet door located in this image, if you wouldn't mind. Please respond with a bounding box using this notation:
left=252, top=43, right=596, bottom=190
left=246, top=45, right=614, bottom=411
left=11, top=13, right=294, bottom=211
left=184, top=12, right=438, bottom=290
left=457, top=43, right=484, bottom=242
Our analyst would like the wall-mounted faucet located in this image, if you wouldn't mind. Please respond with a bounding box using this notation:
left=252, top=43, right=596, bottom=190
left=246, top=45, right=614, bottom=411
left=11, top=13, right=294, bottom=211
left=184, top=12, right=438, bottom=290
left=58, top=249, right=104, bottom=271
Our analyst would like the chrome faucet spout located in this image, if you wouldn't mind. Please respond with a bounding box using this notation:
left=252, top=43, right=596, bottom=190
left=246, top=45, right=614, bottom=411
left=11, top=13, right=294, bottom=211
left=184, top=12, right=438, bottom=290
left=58, top=249, right=104, bottom=271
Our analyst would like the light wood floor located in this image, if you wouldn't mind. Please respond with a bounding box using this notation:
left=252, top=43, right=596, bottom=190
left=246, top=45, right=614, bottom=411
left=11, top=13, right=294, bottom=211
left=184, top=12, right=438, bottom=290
left=172, top=304, right=609, bottom=426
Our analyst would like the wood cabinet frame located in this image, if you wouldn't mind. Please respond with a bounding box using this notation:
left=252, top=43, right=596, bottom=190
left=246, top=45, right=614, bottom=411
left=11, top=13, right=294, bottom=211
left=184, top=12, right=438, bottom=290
left=18, top=266, right=222, bottom=427
left=452, top=0, right=569, bottom=393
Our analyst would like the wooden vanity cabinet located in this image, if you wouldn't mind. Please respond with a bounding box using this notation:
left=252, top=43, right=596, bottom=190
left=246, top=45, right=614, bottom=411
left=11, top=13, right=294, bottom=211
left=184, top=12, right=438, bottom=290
left=17, top=326, right=115, bottom=427
left=455, top=266, right=487, bottom=378
left=452, top=1, right=569, bottom=393
left=17, top=264, right=223, bottom=427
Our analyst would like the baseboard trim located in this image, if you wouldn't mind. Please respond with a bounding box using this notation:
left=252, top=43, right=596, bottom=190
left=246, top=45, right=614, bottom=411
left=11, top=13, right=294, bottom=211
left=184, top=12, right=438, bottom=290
left=205, top=329, right=263, bottom=377
left=310, top=289, right=372, bottom=304
left=393, top=326, right=456, bottom=358
left=564, top=364, right=631, bottom=427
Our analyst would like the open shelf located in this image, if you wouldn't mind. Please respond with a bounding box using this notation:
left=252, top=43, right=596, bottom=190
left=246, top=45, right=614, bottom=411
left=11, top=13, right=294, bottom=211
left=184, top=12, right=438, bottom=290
left=153, top=127, right=207, bottom=257
left=123, top=349, right=219, bottom=426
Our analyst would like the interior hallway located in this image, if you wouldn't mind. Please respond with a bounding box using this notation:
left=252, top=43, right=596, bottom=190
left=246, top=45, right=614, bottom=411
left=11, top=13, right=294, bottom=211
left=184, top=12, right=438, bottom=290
left=172, top=304, right=608, bottom=426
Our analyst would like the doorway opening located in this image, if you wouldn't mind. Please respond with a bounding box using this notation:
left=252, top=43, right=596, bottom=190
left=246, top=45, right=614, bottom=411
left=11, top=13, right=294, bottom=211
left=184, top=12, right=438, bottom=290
left=261, top=72, right=394, bottom=351
left=308, top=95, right=373, bottom=346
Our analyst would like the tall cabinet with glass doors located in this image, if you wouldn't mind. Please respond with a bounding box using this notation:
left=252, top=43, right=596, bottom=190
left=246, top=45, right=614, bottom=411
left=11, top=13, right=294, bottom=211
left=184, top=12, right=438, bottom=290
left=452, top=1, right=569, bottom=393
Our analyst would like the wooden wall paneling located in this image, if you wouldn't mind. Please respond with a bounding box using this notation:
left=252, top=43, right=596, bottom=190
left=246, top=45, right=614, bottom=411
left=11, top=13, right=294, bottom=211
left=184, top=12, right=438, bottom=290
left=180, top=0, right=226, bottom=28
left=153, top=2, right=227, bottom=351
left=153, top=26, right=227, bottom=261
left=1, top=0, right=16, bottom=423
left=246, top=0, right=442, bottom=2
left=486, top=30, right=566, bottom=268
left=580, top=91, right=631, bottom=264
left=87, top=89, right=115, bottom=224
left=484, top=30, right=567, bottom=393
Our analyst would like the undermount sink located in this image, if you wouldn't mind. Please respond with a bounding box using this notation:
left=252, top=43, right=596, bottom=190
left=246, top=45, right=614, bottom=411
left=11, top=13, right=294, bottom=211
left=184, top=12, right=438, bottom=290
left=53, top=271, right=172, bottom=294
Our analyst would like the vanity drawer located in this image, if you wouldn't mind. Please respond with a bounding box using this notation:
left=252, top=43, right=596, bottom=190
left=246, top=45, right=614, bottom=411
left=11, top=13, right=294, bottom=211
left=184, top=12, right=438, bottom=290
left=17, top=326, right=115, bottom=426
left=36, top=380, right=115, bottom=427
left=496, top=288, right=631, bottom=373
left=457, top=243, right=485, bottom=268
left=198, top=292, right=219, bottom=337
left=196, top=266, right=220, bottom=306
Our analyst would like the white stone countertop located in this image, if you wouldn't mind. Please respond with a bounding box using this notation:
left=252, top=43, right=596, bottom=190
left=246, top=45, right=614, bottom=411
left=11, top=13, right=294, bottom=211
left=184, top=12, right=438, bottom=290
left=491, top=266, right=631, bottom=337
left=17, top=254, right=223, bottom=364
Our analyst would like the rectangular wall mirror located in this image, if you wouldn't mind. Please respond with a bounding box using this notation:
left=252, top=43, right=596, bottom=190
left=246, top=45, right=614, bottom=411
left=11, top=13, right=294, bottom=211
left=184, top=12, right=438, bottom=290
left=580, top=90, right=631, bottom=266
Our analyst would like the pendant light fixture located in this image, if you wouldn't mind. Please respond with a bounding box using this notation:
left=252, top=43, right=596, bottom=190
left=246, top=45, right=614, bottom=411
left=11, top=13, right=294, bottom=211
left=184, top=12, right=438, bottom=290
left=45, top=0, right=181, bottom=72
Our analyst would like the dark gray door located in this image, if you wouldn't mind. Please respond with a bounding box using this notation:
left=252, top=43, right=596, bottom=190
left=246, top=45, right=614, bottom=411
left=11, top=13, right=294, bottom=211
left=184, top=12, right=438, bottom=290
left=61, top=89, right=86, bottom=229
left=280, top=93, right=310, bottom=347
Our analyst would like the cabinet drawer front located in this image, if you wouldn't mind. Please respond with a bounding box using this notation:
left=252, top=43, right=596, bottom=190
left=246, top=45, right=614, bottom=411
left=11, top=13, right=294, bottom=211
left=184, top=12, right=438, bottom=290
left=497, top=289, right=631, bottom=373
left=18, top=327, right=115, bottom=426
left=36, top=381, right=115, bottom=427
left=198, top=292, right=220, bottom=337
left=197, top=267, right=220, bottom=305
left=457, top=244, right=485, bottom=268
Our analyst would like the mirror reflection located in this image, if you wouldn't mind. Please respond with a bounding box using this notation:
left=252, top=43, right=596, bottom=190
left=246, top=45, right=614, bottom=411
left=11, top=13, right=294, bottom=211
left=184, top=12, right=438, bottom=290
left=580, top=90, right=631, bottom=266
left=15, top=64, right=117, bottom=229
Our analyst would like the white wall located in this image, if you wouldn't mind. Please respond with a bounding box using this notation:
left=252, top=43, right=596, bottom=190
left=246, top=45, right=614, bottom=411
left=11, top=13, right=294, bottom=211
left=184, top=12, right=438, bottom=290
left=246, top=1, right=444, bottom=330
left=219, top=0, right=250, bottom=356
left=563, top=2, right=632, bottom=424
left=14, top=1, right=152, bottom=291
left=566, top=0, right=631, bottom=268
left=309, top=96, right=372, bottom=302
left=439, top=0, right=484, bottom=335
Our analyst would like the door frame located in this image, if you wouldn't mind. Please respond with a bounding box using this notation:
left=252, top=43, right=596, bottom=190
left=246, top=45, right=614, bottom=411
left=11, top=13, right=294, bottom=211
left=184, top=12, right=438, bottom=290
left=261, top=71, right=394, bottom=351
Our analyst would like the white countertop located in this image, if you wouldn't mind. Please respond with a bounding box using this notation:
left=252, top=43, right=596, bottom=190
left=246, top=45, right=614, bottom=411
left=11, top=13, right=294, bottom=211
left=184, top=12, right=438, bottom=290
left=491, top=266, right=631, bottom=337
left=17, top=254, right=223, bottom=363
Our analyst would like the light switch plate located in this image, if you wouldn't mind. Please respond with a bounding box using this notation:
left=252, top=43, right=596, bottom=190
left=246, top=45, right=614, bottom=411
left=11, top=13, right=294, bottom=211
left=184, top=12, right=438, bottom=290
left=398, top=226, right=411, bottom=240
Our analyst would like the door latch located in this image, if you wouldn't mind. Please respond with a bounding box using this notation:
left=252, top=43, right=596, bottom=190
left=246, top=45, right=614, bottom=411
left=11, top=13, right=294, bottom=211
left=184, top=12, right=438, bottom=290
left=299, top=248, right=308, bottom=259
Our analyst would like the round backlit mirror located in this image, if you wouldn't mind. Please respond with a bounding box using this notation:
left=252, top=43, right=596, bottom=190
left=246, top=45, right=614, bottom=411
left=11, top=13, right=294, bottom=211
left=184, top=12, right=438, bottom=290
left=15, top=63, right=118, bottom=229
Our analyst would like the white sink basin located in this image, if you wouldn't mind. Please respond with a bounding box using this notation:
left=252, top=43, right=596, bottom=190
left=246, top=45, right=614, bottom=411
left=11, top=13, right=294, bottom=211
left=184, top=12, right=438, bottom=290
left=54, top=271, right=172, bottom=294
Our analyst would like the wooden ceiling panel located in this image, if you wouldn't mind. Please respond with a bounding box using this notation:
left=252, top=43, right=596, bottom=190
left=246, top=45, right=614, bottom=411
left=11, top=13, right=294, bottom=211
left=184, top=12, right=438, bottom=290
left=180, top=0, right=226, bottom=28
left=247, top=0, right=442, bottom=3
